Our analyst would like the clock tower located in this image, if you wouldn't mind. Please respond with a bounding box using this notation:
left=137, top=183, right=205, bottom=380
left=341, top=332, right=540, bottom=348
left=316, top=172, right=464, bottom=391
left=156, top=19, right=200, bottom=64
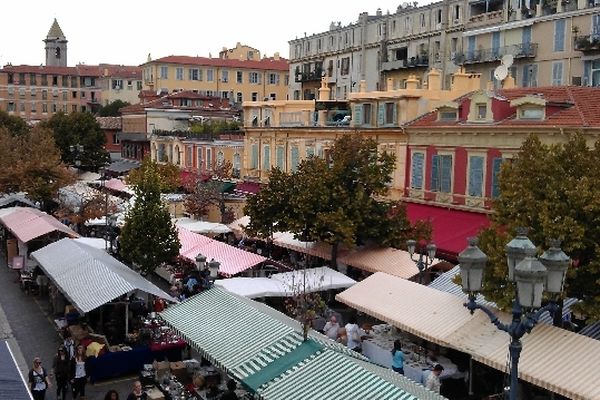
left=44, top=19, right=68, bottom=67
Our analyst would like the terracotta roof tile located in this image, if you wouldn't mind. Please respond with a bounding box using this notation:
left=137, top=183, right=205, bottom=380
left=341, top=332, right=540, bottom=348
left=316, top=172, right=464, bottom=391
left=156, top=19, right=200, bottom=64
left=0, top=64, right=140, bottom=78
left=147, top=55, right=289, bottom=71
left=96, top=117, right=122, bottom=130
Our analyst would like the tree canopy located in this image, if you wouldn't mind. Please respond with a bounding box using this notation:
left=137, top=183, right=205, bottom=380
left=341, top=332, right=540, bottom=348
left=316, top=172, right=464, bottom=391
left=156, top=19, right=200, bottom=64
left=0, top=110, right=29, bottom=136
left=40, top=111, right=110, bottom=171
left=126, top=157, right=181, bottom=193
left=98, top=100, right=130, bottom=117
left=245, top=135, right=430, bottom=266
left=183, top=160, right=235, bottom=223
left=477, top=134, right=600, bottom=321
left=119, top=159, right=180, bottom=276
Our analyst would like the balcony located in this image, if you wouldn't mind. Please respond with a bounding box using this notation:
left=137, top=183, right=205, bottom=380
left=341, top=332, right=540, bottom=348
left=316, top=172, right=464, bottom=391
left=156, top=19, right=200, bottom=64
left=574, top=35, right=600, bottom=53
left=455, top=43, right=537, bottom=64
left=467, top=10, right=504, bottom=28
left=295, top=67, right=323, bottom=83
left=279, top=111, right=317, bottom=127
left=381, top=56, right=429, bottom=71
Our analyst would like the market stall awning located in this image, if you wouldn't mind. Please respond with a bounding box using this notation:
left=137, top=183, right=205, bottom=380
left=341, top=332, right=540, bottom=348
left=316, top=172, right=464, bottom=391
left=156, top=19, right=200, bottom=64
left=272, top=232, right=345, bottom=261
left=0, top=192, right=36, bottom=209
left=336, top=272, right=600, bottom=400
left=228, top=215, right=250, bottom=237
left=160, top=287, right=444, bottom=400
left=0, top=207, right=78, bottom=243
left=104, top=178, right=131, bottom=193
left=105, top=159, right=141, bottom=174
left=175, top=218, right=231, bottom=235
left=405, top=203, right=490, bottom=260
left=214, top=267, right=356, bottom=298
left=178, top=227, right=267, bottom=276
left=0, top=341, right=32, bottom=400
left=73, top=237, right=108, bottom=251
left=338, top=247, right=441, bottom=279
left=31, top=238, right=176, bottom=313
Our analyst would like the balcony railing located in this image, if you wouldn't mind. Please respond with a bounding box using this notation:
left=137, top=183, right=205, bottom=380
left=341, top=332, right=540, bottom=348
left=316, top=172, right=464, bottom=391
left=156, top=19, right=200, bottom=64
left=574, top=35, right=600, bottom=53
left=467, top=10, right=504, bottom=27
left=455, top=43, right=537, bottom=64
left=279, top=111, right=317, bottom=127
left=295, top=68, right=324, bottom=83
left=381, top=55, right=429, bottom=71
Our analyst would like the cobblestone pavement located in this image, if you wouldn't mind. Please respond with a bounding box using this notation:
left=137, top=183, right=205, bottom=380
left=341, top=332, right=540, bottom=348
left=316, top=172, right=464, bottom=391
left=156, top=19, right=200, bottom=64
left=0, top=253, right=137, bottom=399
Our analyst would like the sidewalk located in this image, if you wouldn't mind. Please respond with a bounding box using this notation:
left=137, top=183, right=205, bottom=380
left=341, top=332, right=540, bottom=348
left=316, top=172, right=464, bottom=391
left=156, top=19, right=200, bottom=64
left=0, top=255, right=137, bottom=399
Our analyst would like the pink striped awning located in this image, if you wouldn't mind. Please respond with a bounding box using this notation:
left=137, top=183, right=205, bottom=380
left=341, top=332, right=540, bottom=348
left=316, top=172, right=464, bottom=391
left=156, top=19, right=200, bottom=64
left=0, top=207, right=78, bottom=243
left=104, top=178, right=129, bottom=193
left=177, top=227, right=267, bottom=277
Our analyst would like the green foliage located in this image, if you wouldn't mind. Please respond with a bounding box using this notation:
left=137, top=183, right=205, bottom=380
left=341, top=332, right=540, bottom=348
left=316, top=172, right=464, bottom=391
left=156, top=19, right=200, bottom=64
left=0, top=111, right=29, bottom=136
left=189, top=120, right=240, bottom=136
left=126, top=157, right=181, bottom=193
left=183, top=161, right=234, bottom=223
left=40, top=112, right=110, bottom=170
left=98, top=100, right=130, bottom=117
left=478, top=134, right=600, bottom=320
left=244, top=136, right=430, bottom=266
left=119, top=159, right=180, bottom=276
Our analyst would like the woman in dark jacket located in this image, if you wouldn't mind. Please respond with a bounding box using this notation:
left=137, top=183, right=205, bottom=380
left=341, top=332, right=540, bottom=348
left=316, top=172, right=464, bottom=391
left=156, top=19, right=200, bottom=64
left=52, top=346, right=70, bottom=400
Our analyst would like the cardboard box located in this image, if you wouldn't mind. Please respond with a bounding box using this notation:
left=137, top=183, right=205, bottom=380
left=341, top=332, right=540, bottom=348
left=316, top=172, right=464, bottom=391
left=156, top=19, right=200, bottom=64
left=170, top=361, right=187, bottom=381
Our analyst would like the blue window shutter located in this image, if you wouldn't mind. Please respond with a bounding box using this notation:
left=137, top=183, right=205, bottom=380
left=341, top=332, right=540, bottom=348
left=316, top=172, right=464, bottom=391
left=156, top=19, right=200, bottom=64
left=522, top=26, right=531, bottom=44
left=468, top=36, right=475, bottom=58
left=431, top=155, right=440, bottom=192
left=251, top=144, right=258, bottom=169
left=353, top=104, right=363, bottom=126
left=291, top=146, right=299, bottom=172
left=306, top=147, right=315, bottom=158
left=392, top=103, right=397, bottom=124
left=554, top=20, right=565, bottom=52
left=523, top=65, right=530, bottom=87
left=583, top=60, right=591, bottom=86
left=377, top=104, right=385, bottom=126
left=492, top=32, right=500, bottom=57
left=411, top=153, right=424, bottom=189
left=262, top=145, right=271, bottom=171
left=468, top=156, right=484, bottom=197
left=276, top=146, right=285, bottom=169
left=441, top=155, right=453, bottom=193
left=491, top=157, right=503, bottom=198
left=593, top=15, right=600, bottom=40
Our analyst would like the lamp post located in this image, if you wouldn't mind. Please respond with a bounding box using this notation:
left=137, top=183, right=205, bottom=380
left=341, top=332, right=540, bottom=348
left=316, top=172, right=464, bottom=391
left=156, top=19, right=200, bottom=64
left=458, top=230, right=570, bottom=400
left=99, top=167, right=109, bottom=251
left=406, top=239, right=437, bottom=284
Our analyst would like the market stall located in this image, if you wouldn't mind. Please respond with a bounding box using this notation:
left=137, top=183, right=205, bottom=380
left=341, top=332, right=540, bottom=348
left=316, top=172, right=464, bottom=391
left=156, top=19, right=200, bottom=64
left=175, top=217, right=231, bottom=236
left=0, top=340, right=31, bottom=400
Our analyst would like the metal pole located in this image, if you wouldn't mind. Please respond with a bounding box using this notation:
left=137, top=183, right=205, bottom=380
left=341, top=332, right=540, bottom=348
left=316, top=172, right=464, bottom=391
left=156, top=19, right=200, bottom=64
left=468, top=357, right=474, bottom=396
left=104, top=187, right=108, bottom=251
left=125, top=302, right=129, bottom=335
left=509, top=338, right=522, bottom=400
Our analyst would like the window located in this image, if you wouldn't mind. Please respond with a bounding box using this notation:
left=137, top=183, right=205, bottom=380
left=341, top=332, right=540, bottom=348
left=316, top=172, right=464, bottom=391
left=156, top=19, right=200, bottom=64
left=7, top=102, right=15, bottom=112
left=41, top=75, right=48, bottom=86
left=71, top=76, right=77, bottom=87
left=468, top=155, right=484, bottom=197
left=477, top=104, right=487, bottom=119
left=519, top=108, right=544, bottom=119
left=19, top=88, right=25, bottom=97
left=420, top=13, right=426, bottom=28
left=29, top=73, right=37, bottom=85
left=233, top=153, right=241, bottom=177
left=52, top=76, right=58, bottom=86
left=206, top=69, right=214, bottom=82
left=263, top=145, right=271, bottom=170
left=384, top=102, right=395, bottom=124
left=247, top=50, right=254, bottom=59
left=52, top=103, right=57, bottom=113
left=112, top=79, right=123, bottom=89
left=554, top=19, right=566, bottom=52
left=222, top=70, right=229, bottom=83
left=522, top=64, right=538, bottom=87
left=236, top=71, right=243, bottom=83
left=18, top=73, right=25, bottom=85
left=491, top=157, right=503, bottom=198
left=42, top=90, right=48, bottom=100
left=290, top=146, right=300, bottom=172
left=454, top=5, right=460, bottom=21
left=160, top=66, right=168, bottom=79
left=431, top=154, right=453, bottom=193
left=439, top=110, right=457, bottom=120
left=189, top=69, right=199, bottom=81
left=363, top=103, right=372, bottom=125
left=72, top=104, right=77, bottom=112
left=410, top=152, right=425, bottom=189
left=552, top=61, right=564, bottom=86
left=276, top=146, right=285, bottom=169
left=62, top=91, right=67, bottom=101
left=216, top=151, right=224, bottom=166
left=341, top=57, right=350, bottom=75
left=72, top=91, right=77, bottom=99
left=206, top=148, right=212, bottom=169
left=31, top=101, right=36, bottom=112
left=197, top=149, right=203, bottom=170
left=176, top=68, right=184, bottom=80
left=249, top=72, right=260, bottom=84
left=20, top=102, right=25, bottom=112
left=42, top=103, right=48, bottom=113
left=185, top=147, right=192, bottom=167
left=437, top=9, right=442, bottom=24
left=250, top=143, right=258, bottom=169
left=7, top=87, right=14, bottom=97
left=137, top=81, right=142, bottom=90
left=269, top=93, right=276, bottom=100
left=251, top=92, right=258, bottom=101
left=404, top=16, right=411, bottom=31
left=269, top=73, right=279, bottom=85
left=236, top=92, right=243, bottom=103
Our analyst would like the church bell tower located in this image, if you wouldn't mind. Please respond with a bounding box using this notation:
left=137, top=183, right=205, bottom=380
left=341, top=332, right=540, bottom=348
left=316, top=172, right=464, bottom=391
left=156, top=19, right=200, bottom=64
left=44, top=18, right=68, bottom=67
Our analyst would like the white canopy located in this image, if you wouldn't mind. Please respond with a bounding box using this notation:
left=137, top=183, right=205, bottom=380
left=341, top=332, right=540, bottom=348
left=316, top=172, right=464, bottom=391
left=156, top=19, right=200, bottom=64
left=215, top=267, right=356, bottom=299
left=175, top=217, right=231, bottom=235
left=73, top=237, right=107, bottom=250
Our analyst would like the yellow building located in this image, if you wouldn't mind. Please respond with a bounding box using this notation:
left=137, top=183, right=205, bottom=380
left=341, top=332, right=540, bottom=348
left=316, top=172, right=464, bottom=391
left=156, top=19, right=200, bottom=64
left=242, top=68, right=482, bottom=200
left=141, top=50, right=289, bottom=105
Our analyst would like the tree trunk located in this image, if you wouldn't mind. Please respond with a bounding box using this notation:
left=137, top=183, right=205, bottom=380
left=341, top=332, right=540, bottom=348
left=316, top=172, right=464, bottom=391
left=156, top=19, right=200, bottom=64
left=330, top=241, right=339, bottom=270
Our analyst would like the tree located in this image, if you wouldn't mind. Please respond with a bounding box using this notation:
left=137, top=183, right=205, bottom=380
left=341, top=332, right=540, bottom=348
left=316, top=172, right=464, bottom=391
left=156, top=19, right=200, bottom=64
left=0, top=110, right=29, bottom=136
left=245, top=136, right=430, bottom=267
left=55, top=189, right=120, bottom=233
left=98, top=100, right=130, bottom=117
left=41, top=111, right=110, bottom=170
left=183, top=160, right=235, bottom=223
left=119, top=159, right=180, bottom=275
left=0, top=125, right=74, bottom=210
left=126, top=157, right=181, bottom=193
left=477, top=134, right=600, bottom=321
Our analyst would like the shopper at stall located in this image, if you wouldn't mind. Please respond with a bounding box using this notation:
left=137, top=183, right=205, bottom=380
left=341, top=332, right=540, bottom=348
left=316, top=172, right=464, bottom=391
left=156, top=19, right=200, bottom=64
left=62, top=330, right=75, bottom=359
left=52, top=346, right=70, bottom=400
left=345, top=316, right=362, bottom=353
left=221, top=379, right=240, bottom=400
left=323, top=315, right=340, bottom=340
left=391, top=340, right=405, bottom=374
left=28, top=357, right=51, bottom=400
left=126, top=380, right=147, bottom=400
left=70, top=344, right=87, bottom=399
left=425, top=364, right=444, bottom=393
left=104, top=389, right=120, bottom=400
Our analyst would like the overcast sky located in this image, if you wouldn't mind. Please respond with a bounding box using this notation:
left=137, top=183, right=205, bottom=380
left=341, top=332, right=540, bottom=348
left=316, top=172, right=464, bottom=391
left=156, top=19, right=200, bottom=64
left=0, top=0, right=424, bottom=67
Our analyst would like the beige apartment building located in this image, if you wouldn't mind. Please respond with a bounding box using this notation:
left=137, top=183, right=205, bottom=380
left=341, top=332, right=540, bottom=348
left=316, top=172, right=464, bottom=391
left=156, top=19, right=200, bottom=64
left=141, top=45, right=289, bottom=106
left=289, top=2, right=600, bottom=99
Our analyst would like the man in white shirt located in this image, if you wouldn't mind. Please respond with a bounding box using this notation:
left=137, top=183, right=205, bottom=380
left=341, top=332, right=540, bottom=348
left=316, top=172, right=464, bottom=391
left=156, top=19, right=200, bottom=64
left=425, top=364, right=444, bottom=393
left=323, top=315, right=340, bottom=340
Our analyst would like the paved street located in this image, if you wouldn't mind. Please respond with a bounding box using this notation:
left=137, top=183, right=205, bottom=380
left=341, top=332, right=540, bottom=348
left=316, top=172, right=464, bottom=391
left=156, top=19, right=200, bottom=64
left=0, top=253, right=137, bottom=400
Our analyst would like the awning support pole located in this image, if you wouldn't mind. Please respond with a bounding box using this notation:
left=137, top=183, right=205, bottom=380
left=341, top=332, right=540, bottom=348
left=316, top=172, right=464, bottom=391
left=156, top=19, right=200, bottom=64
left=469, top=357, right=474, bottom=396
left=125, top=302, right=129, bottom=335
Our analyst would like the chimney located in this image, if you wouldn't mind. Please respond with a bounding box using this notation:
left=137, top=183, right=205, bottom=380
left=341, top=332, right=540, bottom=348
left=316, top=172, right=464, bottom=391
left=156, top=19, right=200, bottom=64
left=387, top=77, right=394, bottom=91
left=502, top=71, right=516, bottom=89
left=427, top=68, right=441, bottom=91
left=318, top=77, right=331, bottom=101
left=406, top=74, right=419, bottom=90
left=358, top=79, right=367, bottom=92
left=274, top=52, right=280, bottom=60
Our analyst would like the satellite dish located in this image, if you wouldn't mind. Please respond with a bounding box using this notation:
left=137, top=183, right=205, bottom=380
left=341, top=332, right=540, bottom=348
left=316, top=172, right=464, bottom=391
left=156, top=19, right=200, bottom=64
left=501, top=54, right=514, bottom=68
left=494, top=65, right=508, bottom=81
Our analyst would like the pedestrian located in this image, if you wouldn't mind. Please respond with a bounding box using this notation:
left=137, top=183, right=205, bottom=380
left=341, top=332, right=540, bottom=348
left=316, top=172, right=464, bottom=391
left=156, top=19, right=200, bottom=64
left=344, top=316, right=362, bottom=353
left=104, top=389, right=120, bottom=400
left=425, top=364, right=444, bottom=394
left=70, top=344, right=88, bottom=400
left=323, top=315, right=340, bottom=340
left=28, top=357, right=51, bottom=400
left=126, top=380, right=147, bottom=400
left=391, top=340, right=405, bottom=375
left=63, top=330, right=75, bottom=359
left=220, top=379, right=240, bottom=400
left=52, top=345, right=70, bottom=400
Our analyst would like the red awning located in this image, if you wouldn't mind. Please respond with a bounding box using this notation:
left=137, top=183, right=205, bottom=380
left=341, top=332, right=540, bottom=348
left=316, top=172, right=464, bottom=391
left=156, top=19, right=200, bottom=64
left=405, top=203, right=490, bottom=260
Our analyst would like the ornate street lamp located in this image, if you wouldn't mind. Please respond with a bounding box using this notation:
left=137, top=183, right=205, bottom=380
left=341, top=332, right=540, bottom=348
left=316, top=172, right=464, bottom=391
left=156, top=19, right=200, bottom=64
left=458, top=231, right=570, bottom=400
left=195, top=254, right=207, bottom=272
left=406, top=239, right=437, bottom=284
left=208, top=259, right=220, bottom=279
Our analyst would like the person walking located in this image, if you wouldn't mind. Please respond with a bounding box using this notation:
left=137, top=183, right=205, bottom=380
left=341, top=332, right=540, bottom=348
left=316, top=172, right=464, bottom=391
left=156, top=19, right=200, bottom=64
left=52, top=345, right=70, bottom=400
left=344, top=316, right=362, bottom=353
left=323, top=315, right=340, bottom=341
left=28, top=357, right=51, bottom=400
left=70, top=344, right=88, bottom=400
left=391, top=340, right=405, bottom=374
